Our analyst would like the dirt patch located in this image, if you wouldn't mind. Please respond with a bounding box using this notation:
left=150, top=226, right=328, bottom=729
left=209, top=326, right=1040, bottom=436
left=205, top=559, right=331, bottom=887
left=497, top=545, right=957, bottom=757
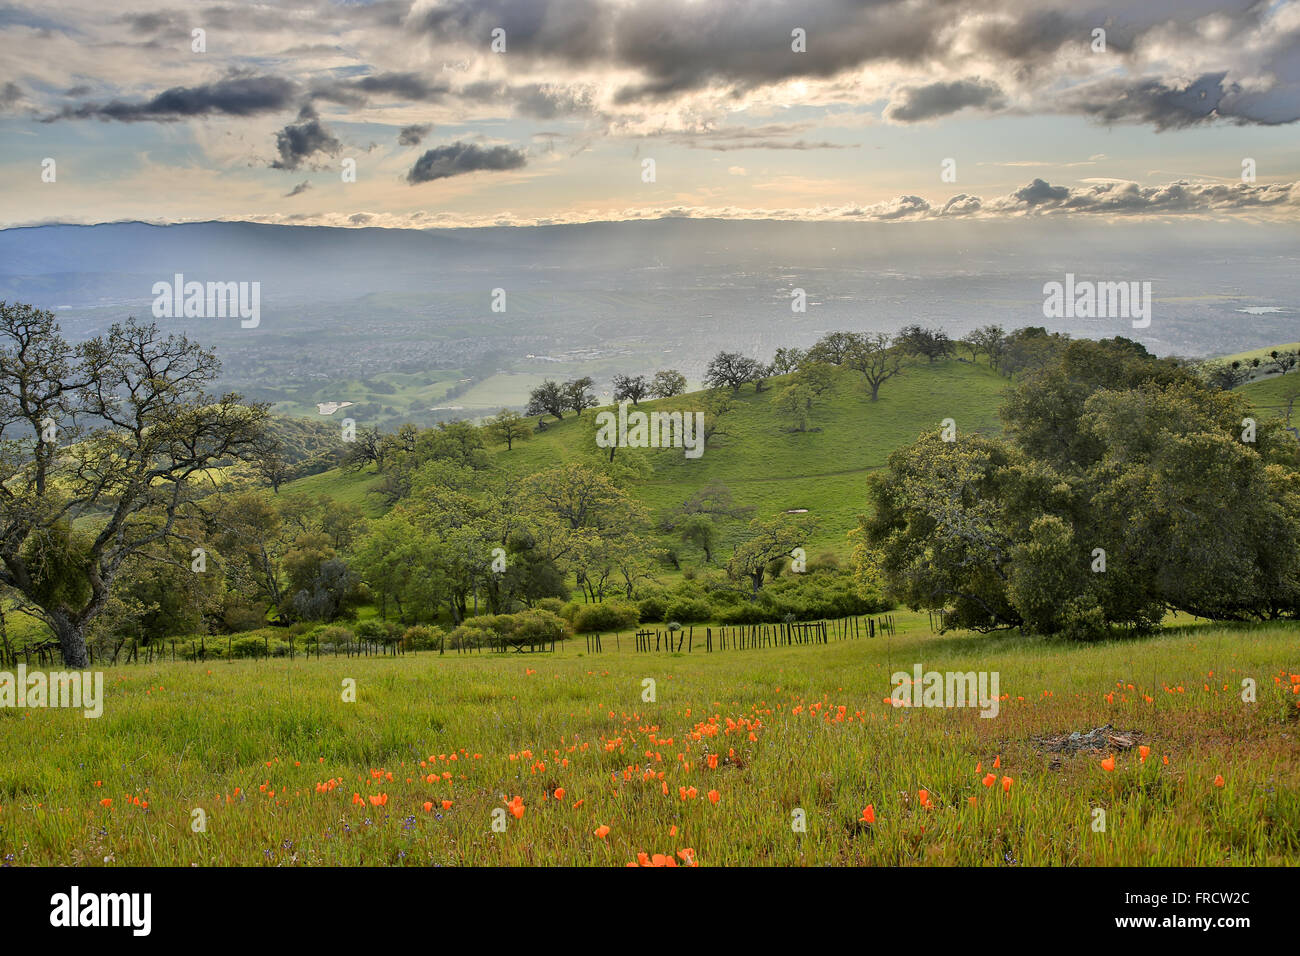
left=1033, top=724, right=1143, bottom=769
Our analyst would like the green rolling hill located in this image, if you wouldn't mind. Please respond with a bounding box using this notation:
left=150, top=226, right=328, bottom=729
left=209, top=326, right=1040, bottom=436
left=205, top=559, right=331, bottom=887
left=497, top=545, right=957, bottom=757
left=285, top=348, right=1300, bottom=562
left=288, top=357, right=1008, bottom=559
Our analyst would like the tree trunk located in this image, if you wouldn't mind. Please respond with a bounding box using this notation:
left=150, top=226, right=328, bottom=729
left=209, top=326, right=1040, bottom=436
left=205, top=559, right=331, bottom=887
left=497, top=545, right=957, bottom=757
left=51, top=613, right=90, bottom=667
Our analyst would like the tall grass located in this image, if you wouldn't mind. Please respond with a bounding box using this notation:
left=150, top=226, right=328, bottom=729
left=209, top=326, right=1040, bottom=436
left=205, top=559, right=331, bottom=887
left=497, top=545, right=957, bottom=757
left=2, top=611, right=1296, bottom=866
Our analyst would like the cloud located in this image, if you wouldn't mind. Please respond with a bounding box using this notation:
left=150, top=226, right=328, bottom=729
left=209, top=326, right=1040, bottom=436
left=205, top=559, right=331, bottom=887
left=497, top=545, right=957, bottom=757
left=854, top=195, right=932, bottom=220
left=284, top=180, right=312, bottom=197
left=664, top=124, right=853, bottom=151
left=398, top=123, right=433, bottom=146
left=1012, top=178, right=1072, bottom=206
left=271, top=105, right=342, bottom=171
left=459, top=81, right=596, bottom=119
left=0, top=81, right=23, bottom=111
left=885, top=79, right=1006, bottom=122
left=48, top=73, right=299, bottom=122
left=1062, top=72, right=1231, bottom=130
left=405, top=0, right=1299, bottom=128
left=118, top=11, right=183, bottom=35
left=311, top=72, right=450, bottom=107
left=940, top=194, right=982, bottom=216
left=805, top=178, right=1300, bottom=223
left=406, top=141, right=527, bottom=184
left=992, top=178, right=1300, bottom=216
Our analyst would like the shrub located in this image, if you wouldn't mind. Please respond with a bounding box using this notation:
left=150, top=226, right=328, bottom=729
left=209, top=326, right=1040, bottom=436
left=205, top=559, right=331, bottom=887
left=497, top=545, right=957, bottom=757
left=313, top=625, right=356, bottom=649
left=716, top=600, right=772, bottom=625
left=534, top=597, right=566, bottom=615
left=448, top=619, right=497, bottom=650
left=572, top=601, right=640, bottom=633
left=810, top=551, right=840, bottom=570
left=228, top=634, right=288, bottom=658
left=401, top=624, right=446, bottom=651
left=637, top=594, right=668, bottom=623
left=355, top=619, right=401, bottom=644
left=447, top=610, right=569, bottom=648
left=663, top=596, right=713, bottom=623
left=510, top=609, right=568, bottom=645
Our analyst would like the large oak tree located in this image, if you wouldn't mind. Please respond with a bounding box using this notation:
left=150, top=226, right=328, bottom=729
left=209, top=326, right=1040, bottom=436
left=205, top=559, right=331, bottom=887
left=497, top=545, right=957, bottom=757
left=0, top=303, right=269, bottom=666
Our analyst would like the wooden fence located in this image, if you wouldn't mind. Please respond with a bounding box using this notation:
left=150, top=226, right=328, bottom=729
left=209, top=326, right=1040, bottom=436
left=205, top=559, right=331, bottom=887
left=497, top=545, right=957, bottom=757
left=0, top=614, right=896, bottom=667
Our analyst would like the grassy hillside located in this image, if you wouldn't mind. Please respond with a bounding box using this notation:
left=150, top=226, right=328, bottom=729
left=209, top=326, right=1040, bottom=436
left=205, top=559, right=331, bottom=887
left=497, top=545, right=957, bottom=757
left=1216, top=342, right=1300, bottom=366
left=483, top=358, right=1007, bottom=558
left=278, top=348, right=1299, bottom=560
left=1240, top=373, right=1300, bottom=422
left=282, top=464, right=386, bottom=515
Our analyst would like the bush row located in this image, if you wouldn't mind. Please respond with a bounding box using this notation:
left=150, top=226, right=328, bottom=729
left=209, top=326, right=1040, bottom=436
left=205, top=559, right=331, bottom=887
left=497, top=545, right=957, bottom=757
left=557, top=567, right=892, bottom=632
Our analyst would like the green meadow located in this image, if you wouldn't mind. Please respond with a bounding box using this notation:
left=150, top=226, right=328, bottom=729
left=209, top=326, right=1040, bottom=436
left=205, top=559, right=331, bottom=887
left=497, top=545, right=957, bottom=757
left=2, top=610, right=1296, bottom=866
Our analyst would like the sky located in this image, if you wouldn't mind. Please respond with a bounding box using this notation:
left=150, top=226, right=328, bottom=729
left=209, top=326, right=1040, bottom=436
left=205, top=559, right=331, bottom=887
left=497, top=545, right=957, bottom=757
left=1, top=0, right=1298, bottom=229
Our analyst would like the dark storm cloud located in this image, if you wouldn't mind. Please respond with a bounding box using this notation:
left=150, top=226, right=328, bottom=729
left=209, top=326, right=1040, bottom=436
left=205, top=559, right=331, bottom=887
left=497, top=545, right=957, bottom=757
left=411, top=0, right=1298, bottom=128
left=416, top=0, right=611, bottom=66
left=47, top=73, right=298, bottom=122
left=398, top=123, right=433, bottom=146
left=969, top=9, right=1138, bottom=68
left=885, top=79, right=1006, bottom=122
left=310, top=71, right=451, bottom=108
left=415, top=0, right=950, bottom=102
left=406, top=142, right=527, bottom=184
left=1060, top=72, right=1299, bottom=129
left=271, top=105, right=342, bottom=171
left=284, top=179, right=312, bottom=197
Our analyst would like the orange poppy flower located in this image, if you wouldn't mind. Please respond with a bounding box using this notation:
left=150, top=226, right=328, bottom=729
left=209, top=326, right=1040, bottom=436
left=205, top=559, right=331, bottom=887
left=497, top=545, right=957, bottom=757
left=1138, top=745, right=1150, bottom=761
left=594, top=825, right=610, bottom=839
left=982, top=773, right=996, bottom=787
left=707, top=789, right=720, bottom=804
left=862, top=804, right=875, bottom=825
left=1213, top=774, right=1225, bottom=788
left=442, top=800, right=453, bottom=810
left=1001, top=776, right=1013, bottom=793
left=422, top=801, right=434, bottom=813
left=1101, top=756, right=1115, bottom=772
